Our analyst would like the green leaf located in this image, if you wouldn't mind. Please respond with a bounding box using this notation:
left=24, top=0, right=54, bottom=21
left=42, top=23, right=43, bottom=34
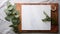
left=5, top=10, right=12, bottom=15
left=15, top=15, right=19, bottom=18
left=12, top=18, right=19, bottom=25
left=7, top=1, right=12, bottom=8
left=5, top=1, right=20, bottom=33
left=42, top=11, right=51, bottom=22
left=5, top=15, right=15, bottom=21
left=9, top=25, right=17, bottom=27
left=15, top=11, right=19, bottom=15
left=12, top=20, right=18, bottom=24
left=51, top=18, right=57, bottom=25
left=5, top=17, right=11, bottom=21
left=43, top=11, right=49, bottom=17
left=9, top=25, right=13, bottom=27
left=8, top=6, right=13, bottom=10
left=12, top=10, right=17, bottom=14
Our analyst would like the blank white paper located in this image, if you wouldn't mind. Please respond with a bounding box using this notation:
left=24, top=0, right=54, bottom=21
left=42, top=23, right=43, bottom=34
left=22, top=5, right=51, bottom=30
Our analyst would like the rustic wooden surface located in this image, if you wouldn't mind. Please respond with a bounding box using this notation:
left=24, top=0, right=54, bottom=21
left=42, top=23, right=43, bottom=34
left=16, top=3, right=58, bottom=33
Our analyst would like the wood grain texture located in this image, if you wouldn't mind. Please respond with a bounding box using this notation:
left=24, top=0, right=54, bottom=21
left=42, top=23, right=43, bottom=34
left=16, top=3, right=22, bottom=32
left=16, top=3, right=58, bottom=33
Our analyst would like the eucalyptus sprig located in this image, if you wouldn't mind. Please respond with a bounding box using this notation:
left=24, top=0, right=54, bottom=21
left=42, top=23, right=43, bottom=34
left=42, top=12, right=51, bottom=22
left=42, top=12, right=57, bottom=25
left=5, top=1, right=20, bottom=33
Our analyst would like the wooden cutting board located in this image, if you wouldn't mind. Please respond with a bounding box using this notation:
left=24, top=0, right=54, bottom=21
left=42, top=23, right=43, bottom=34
left=16, top=3, right=58, bottom=33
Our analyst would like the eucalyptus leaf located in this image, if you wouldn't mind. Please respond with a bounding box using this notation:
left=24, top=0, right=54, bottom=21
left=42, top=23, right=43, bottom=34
left=7, top=1, right=12, bottom=8
left=42, top=12, right=51, bottom=22
left=5, top=1, right=20, bottom=33
left=8, top=6, right=13, bottom=10
left=5, top=15, right=15, bottom=21
left=12, top=20, right=18, bottom=25
left=9, top=25, right=13, bottom=27
left=15, top=11, right=19, bottom=15
left=15, top=15, right=19, bottom=18
left=12, top=11, right=17, bottom=14
left=42, top=11, right=57, bottom=25
left=5, top=17, right=11, bottom=21
left=51, top=18, right=57, bottom=25
left=10, top=25, right=17, bottom=27
left=5, top=10, right=12, bottom=15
